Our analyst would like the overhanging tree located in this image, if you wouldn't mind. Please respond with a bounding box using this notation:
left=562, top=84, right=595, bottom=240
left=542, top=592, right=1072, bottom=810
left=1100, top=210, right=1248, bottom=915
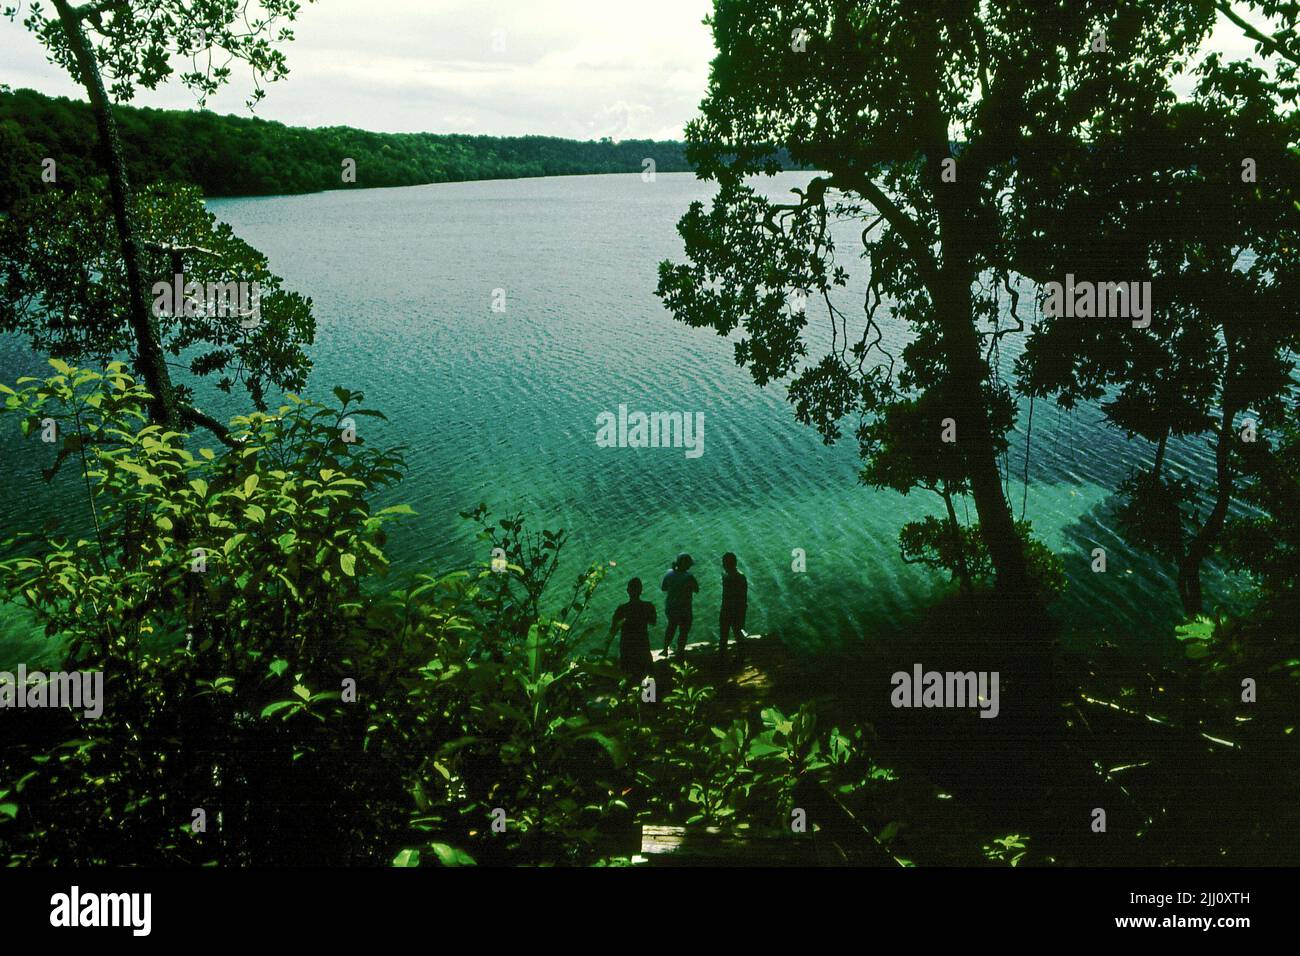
left=1014, top=17, right=1300, bottom=616
left=0, top=180, right=316, bottom=422
left=7, top=0, right=316, bottom=433
left=656, top=0, right=1216, bottom=601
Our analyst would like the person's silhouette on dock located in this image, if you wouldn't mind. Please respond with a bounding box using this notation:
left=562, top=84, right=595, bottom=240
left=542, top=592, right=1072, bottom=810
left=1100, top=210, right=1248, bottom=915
left=719, top=551, right=748, bottom=667
left=661, top=553, right=699, bottom=659
left=611, top=577, right=656, bottom=679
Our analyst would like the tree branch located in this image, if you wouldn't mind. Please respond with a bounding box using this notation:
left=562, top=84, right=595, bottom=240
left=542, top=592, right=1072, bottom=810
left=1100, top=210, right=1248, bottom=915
left=179, top=404, right=241, bottom=447
left=828, top=168, right=941, bottom=291
left=1215, top=1, right=1300, bottom=65
left=73, top=0, right=128, bottom=25
left=52, top=0, right=181, bottom=428
left=142, top=242, right=222, bottom=258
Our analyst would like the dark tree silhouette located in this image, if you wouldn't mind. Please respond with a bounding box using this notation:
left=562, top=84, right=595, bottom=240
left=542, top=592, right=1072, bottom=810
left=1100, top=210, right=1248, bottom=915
left=1015, top=15, right=1300, bottom=616
left=657, top=0, right=1217, bottom=608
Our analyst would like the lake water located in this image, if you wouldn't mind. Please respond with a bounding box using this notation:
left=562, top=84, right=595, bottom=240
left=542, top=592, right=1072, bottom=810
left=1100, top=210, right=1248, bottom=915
left=0, top=172, right=1227, bottom=661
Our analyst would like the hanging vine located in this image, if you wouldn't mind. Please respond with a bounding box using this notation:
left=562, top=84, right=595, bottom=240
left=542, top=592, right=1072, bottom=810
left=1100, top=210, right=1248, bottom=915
left=1021, top=393, right=1035, bottom=521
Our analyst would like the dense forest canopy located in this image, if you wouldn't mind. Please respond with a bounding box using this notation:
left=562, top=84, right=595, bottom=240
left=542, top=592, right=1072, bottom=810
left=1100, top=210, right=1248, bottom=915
left=0, top=86, right=722, bottom=209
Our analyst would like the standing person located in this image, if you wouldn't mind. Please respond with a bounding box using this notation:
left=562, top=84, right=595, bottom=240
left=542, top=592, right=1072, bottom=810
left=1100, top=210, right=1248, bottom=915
left=610, top=578, right=656, bottom=679
left=661, top=553, right=699, bottom=659
left=719, top=552, right=748, bottom=667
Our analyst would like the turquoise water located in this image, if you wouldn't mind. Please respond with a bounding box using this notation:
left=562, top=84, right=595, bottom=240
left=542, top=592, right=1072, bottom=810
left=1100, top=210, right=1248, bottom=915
left=0, top=172, right=1225, bottom=661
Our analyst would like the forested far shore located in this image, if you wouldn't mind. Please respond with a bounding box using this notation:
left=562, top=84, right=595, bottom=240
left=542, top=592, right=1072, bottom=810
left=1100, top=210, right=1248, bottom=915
left=0, top=87, right=799, bottom=209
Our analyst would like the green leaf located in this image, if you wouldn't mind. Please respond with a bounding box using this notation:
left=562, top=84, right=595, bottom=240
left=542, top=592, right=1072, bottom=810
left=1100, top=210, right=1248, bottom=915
left=260, top=700, right=298, bottom=719
left=392, top=848, right=420, bottom=867
left=525, top=623, right=544, bottom=679
left=339, top=553, right=356, bottom=577
left=577, top=730, right=627, bottom=768
left=1175, top=616, right=1216, bottom=642
left=428, top=843, right=476, bottom=867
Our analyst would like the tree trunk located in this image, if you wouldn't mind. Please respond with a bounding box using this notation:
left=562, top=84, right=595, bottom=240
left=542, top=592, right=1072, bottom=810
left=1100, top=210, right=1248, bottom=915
left=908, top=12, right=1033, bottom=599
left=932, top=267, right=1032, bottom=594
left=941, top=484, right=973, bottom=594
left=1152, top=429, right=1169, bottom=482
left=53, top=0, right=179, bottom=427
left=1177, top=399, right=1239, bottom=617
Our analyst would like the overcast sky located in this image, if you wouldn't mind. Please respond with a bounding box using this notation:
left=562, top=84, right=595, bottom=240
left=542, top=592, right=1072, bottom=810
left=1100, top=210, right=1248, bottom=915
left=0, top=1, right=1269, bottom=142
left=0, top=0, right=717, bottom=140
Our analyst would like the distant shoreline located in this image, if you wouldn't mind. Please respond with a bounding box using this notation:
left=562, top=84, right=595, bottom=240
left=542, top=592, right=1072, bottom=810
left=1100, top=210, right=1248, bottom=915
left=0, top=87, right=806, bottom=212
left=200, top=167, right=710, bottom=204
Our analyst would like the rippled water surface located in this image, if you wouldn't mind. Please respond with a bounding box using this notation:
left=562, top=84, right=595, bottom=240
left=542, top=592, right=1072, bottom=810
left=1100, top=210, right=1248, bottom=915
left=0, top=172, right=1227, bottom=660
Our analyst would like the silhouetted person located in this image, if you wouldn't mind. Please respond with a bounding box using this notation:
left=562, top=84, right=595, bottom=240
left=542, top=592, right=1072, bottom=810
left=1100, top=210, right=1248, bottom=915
left=661, top=553, right=699, bottom=659
left=719, top=552, right=748, bottom=666
left=611, top=578, right=656, bottom=679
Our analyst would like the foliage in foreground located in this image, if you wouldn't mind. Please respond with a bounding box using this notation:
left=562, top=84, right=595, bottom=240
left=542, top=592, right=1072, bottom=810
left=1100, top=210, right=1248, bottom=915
left=0, top=363, right=862, bottom=865
left=1, top=363, right=1294, bottom=866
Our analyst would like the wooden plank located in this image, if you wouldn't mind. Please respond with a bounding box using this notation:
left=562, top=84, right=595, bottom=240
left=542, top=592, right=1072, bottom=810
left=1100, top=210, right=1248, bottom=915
left=635, top=823, right=819, bottom=866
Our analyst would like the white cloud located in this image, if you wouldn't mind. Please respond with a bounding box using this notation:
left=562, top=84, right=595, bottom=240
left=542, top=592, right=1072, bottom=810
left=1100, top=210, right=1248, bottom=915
left=0, top=0, right=715, bottom=140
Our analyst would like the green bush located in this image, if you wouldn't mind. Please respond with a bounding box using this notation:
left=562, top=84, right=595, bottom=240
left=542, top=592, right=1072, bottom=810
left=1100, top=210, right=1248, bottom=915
left=0, top=362, right=863, bottom=866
